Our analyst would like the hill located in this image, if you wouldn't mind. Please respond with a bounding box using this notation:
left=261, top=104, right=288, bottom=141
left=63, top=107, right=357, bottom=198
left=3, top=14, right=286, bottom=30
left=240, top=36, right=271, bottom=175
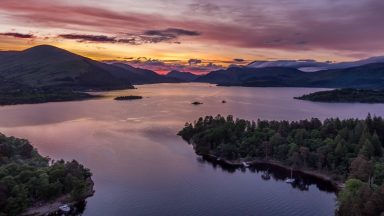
left=196, top=63, right=384, bottom=89
left=195, top=67, right=307, bottom=86
left=165, top=70, right=199, bottom=82
left=111, top=63, right=180, bottom=84
left=305, top=63, right=384, bottom=89
left=0, top=45, right=135, bottom=90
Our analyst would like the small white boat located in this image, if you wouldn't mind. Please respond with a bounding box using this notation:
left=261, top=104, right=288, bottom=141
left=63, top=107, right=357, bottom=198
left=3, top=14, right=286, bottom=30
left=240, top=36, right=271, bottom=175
left=285, top=178, right=295, bottom=183
left=285, top=168, right=295, bottom=183
left=242, top=162, right=250, bottom=167
left=59, top=204, right=71, bottom=213
left=261, top=171, right=271, bottom=180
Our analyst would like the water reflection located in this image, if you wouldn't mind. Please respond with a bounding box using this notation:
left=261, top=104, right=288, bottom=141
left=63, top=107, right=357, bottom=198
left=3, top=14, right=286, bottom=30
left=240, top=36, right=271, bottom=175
left=197, top=156, right=337, bottom=193
left=1, top=83, right=381, bottom=216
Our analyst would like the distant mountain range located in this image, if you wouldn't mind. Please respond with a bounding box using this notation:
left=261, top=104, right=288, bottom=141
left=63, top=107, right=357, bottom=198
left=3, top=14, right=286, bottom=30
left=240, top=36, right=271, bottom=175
left=109, top=63, right=179, bottom=84
left=1, top=45, right=383, bottom=90
left=196, top=63, right=384, bottom=89
left=165, top=70, right=200, bottom=82
left=248, top=56, right=384, bottom=72
left=0, top=45, right=180, bottom=91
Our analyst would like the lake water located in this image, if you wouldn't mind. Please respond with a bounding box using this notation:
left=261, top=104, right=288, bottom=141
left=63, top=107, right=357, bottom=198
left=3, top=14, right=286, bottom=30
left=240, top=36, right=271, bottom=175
left=1, top=83, right=384, bottom=216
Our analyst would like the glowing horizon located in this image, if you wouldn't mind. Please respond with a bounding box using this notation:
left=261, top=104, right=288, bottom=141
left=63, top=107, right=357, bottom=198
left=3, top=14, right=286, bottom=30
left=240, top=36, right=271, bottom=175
left=1, top=0, right=383, bottom=74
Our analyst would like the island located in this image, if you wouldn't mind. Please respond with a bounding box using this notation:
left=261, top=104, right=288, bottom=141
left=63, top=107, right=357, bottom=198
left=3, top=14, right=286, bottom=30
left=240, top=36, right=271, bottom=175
left=114, top=95, right=143, bottom=100
left=294, top=89, right=384, bottom=103
left=178, top=114, right=384, bottom=216
left=0, top=133, right=94, bottom=216
left=191, top=101, right=203, bottom=105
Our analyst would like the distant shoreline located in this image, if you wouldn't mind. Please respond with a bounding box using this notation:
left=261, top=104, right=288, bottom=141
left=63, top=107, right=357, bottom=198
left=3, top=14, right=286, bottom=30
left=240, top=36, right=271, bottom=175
left=0, top=90, right=103, bottom=106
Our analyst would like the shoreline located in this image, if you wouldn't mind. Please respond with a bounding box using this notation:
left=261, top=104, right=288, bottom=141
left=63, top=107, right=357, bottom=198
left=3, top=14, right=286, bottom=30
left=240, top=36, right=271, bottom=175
left=202, top=154, right=344, bottom=191
left=0, top=93, right=102, bottom=106
left=23, top=179, right=95, bottom=216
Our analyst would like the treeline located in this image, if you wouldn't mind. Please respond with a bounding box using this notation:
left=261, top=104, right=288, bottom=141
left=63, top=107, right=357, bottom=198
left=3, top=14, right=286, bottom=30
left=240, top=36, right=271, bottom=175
left=0, top=133, right=93, bottom=216
left=295, top=89, right=384, bottom=103
left=178, top=114, right=384, bottom=216
left=0, top=88, right=97, bottom=106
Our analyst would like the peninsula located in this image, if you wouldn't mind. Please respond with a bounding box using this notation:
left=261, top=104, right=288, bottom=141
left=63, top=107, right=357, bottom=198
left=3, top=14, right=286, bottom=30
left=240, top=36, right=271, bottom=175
left=295, top=89, right=384, bottom=103
left=178, top=115, right=384, bottom=216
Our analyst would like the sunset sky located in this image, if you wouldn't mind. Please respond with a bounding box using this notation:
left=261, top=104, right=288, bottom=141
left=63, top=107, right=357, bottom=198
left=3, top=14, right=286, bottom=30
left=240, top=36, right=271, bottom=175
left=0, top=0, right=383, bottom=73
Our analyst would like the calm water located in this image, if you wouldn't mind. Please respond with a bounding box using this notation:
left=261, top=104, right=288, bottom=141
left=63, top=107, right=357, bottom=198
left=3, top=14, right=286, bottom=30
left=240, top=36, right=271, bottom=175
left=1, top=83, right=384, bottom=216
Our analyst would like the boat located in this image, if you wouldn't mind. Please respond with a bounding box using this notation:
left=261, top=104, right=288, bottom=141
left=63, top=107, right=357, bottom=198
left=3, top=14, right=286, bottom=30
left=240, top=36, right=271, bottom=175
left=242, top=162, right=250, bottom=167
left=285, top=168, right=295, bottom=183
left=59, top=204, right=71, bottom=213
left=261, top=169, right=271, bottom=180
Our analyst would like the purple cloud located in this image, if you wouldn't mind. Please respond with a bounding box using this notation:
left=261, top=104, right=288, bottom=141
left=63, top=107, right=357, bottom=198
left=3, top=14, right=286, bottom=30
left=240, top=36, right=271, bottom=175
left=108, top=58, right=224, bottom=74
left=188, top=59, right=202, bottom=65
left=59, top=34, right=116, bottom=43
left=0, top=32, right=35, bottom=39
left=1, top=0, right=384, bottom=57
left=58, top=28, right=200, bottom=45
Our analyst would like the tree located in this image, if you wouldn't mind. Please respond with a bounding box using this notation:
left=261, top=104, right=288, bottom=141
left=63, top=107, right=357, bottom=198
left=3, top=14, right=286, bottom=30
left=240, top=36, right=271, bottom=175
left=371, top=132, right=383, bottom=157
left=361, top=139, right=375, bottom=159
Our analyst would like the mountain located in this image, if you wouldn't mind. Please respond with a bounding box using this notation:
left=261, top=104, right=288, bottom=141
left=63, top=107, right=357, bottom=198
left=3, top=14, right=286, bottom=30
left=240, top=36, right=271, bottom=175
left=195, top=67, right=306, bottom=86
left=305, top=63, right=384, bottom=89
left=111, top=63, right=180, bottom=84
left=248, top=56, right=384, bottom=72
left=165, top=70, right=199, bottom=82
left=196, top=63, right=384, bottom=89
left=0, top=45, right=186, bottom=91
left=0, top=45, right=134, bottom=90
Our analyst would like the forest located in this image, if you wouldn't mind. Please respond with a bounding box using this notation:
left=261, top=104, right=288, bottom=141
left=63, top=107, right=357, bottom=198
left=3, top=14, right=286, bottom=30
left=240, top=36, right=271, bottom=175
left=178, top=114, right=384, bottom=216
left=0, top=88, right=97, bottom=106
left=0, top=133, right=94, bottom=216
left=295, top=89, right=384, bottom=103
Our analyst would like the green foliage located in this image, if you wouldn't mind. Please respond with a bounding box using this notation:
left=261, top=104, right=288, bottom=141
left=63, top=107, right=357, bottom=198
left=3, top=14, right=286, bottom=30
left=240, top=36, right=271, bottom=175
left=0, top=133, right=93, bottom=216
left=337, top=180, right=384, bottom=216
left=178, top=114, right=384, bottom=216
left=295, top=89, right=384, bottom=103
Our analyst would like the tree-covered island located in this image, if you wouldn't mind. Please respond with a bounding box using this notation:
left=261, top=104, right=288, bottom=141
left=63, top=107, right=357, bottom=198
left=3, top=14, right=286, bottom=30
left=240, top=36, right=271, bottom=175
left=0, top=133, right=94, bottom=216
left=114, top=95, right=143, bottom=100
left=295, top=89, right=384, bottom=103
left=178, top=114, right=384, bottom=216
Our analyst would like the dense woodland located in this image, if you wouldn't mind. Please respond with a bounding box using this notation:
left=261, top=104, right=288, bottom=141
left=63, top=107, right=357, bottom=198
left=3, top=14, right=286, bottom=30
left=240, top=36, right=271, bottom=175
left=295, top=89, right=384, bottom=103
left=0, top=133, right=93, bottom=216
left=0, top=88, right=97, bottom=106
left=178, top=114, right=384, bottom=216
